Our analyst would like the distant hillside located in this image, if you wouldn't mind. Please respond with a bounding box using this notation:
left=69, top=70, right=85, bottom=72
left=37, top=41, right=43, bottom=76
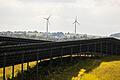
left=110, top=33, right=120, bottom=38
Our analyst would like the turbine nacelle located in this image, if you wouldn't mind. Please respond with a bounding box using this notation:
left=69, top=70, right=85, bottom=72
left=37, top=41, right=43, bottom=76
left=43, top=15, right=51, bottom=20
left=73, top=16, right=80, bottom=24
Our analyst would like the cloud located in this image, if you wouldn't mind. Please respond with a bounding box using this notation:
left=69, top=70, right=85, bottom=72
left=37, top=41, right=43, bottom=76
left=0, top=0, right=120, bottom=35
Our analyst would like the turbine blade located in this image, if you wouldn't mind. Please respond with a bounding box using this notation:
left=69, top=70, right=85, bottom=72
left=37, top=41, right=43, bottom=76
left=77, top=21, right=80, bottom=25
left=48, top=15, right=51, bottom=19
left=42, top=17, right=47, bottom=20
left=73, top=21, right=76, bottom=24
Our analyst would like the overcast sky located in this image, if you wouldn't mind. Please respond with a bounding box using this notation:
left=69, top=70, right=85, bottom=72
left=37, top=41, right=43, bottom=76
left=0, top=0, right=120, bottom=36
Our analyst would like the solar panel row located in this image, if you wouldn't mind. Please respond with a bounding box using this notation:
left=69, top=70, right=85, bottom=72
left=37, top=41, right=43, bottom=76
left=0, top=37, right=120, bottom=67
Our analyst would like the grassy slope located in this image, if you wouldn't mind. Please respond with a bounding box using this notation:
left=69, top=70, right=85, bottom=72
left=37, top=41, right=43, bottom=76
left=73, top=56, right=120, bottom=80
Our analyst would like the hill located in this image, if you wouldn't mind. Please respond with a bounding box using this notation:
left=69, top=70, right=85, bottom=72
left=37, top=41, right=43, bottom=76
left=110, top=33, right=120, bottom=38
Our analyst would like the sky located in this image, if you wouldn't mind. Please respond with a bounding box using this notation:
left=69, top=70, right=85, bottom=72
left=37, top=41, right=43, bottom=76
left=0, top=0, right=120, bottom=36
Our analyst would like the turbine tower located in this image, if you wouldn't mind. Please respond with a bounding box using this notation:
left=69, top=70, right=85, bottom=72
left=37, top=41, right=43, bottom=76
left=73, top=16, right=80, bottom=34
left=43, top=15, right=51, bottom=33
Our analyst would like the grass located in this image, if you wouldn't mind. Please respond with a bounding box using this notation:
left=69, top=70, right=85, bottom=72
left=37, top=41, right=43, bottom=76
left=72, top=56, right=120, bottom=80
left=1, top=55, right=120, bottom=80
left=0, top=61, right=37, bottom=80
left=14, top=56, right=102, bottom=80
left=92, top=61, right=120, bottom=80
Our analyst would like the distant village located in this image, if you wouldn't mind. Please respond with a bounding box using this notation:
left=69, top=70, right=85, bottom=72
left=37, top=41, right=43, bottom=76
left=0, top=31, right=104, bottom=41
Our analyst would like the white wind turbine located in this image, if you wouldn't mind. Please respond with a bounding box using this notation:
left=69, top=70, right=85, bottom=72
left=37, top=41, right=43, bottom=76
left=43, top=15, right=51, bottom=33
left=43, top=15, right=51, bottom=40
left=73, top=16, right=80, bottom=34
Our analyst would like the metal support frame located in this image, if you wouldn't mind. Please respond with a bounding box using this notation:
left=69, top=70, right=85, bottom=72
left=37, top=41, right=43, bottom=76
left=83, top=44, right=86, bottom=56
left=85, top=44, right=87, bottom=57
left=61, top=46, right=63, bottom=64
left=87, top=44, right=89, bottom=56
left=76, top=45, right=79, bottom=57
left=87, top=44, right=89, bottom=53
left=27, top=62, right=29, bottom=71
left=49, top=44, right=53, bottom=71
left=94, top=43, right=96, bottom=56
left=79, top=44, right=81, bottom=56
left=100, top=41, right=103, bottom=56
left=70, top=47, right=73, bottom=62
left=12, top=64, right=14, bottom=80
left=21, top=53, right=24, bottom=80
left=12, top=53, right=15, bottom=80
left=36, top=51, right=39, bottom=80
left=105, top=41, right=108, bottom=55
left=89, top=43, right=93, bottom=57
left=1, top=38, right=120, bottom=80
left=91, top=43, right=94, bottom=57
left=111, top=43, right=113, bottom=55
left=50, top=46, right=53, bottom=66
left=3, top=53, right=6, bottom=80
left=115, top=44, right=117, bottom=55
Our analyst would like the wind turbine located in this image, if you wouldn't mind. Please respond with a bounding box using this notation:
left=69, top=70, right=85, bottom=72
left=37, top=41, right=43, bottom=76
left=73, top=16, right=80, bottom=34
left=43, top=15, right=51, bottom=33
